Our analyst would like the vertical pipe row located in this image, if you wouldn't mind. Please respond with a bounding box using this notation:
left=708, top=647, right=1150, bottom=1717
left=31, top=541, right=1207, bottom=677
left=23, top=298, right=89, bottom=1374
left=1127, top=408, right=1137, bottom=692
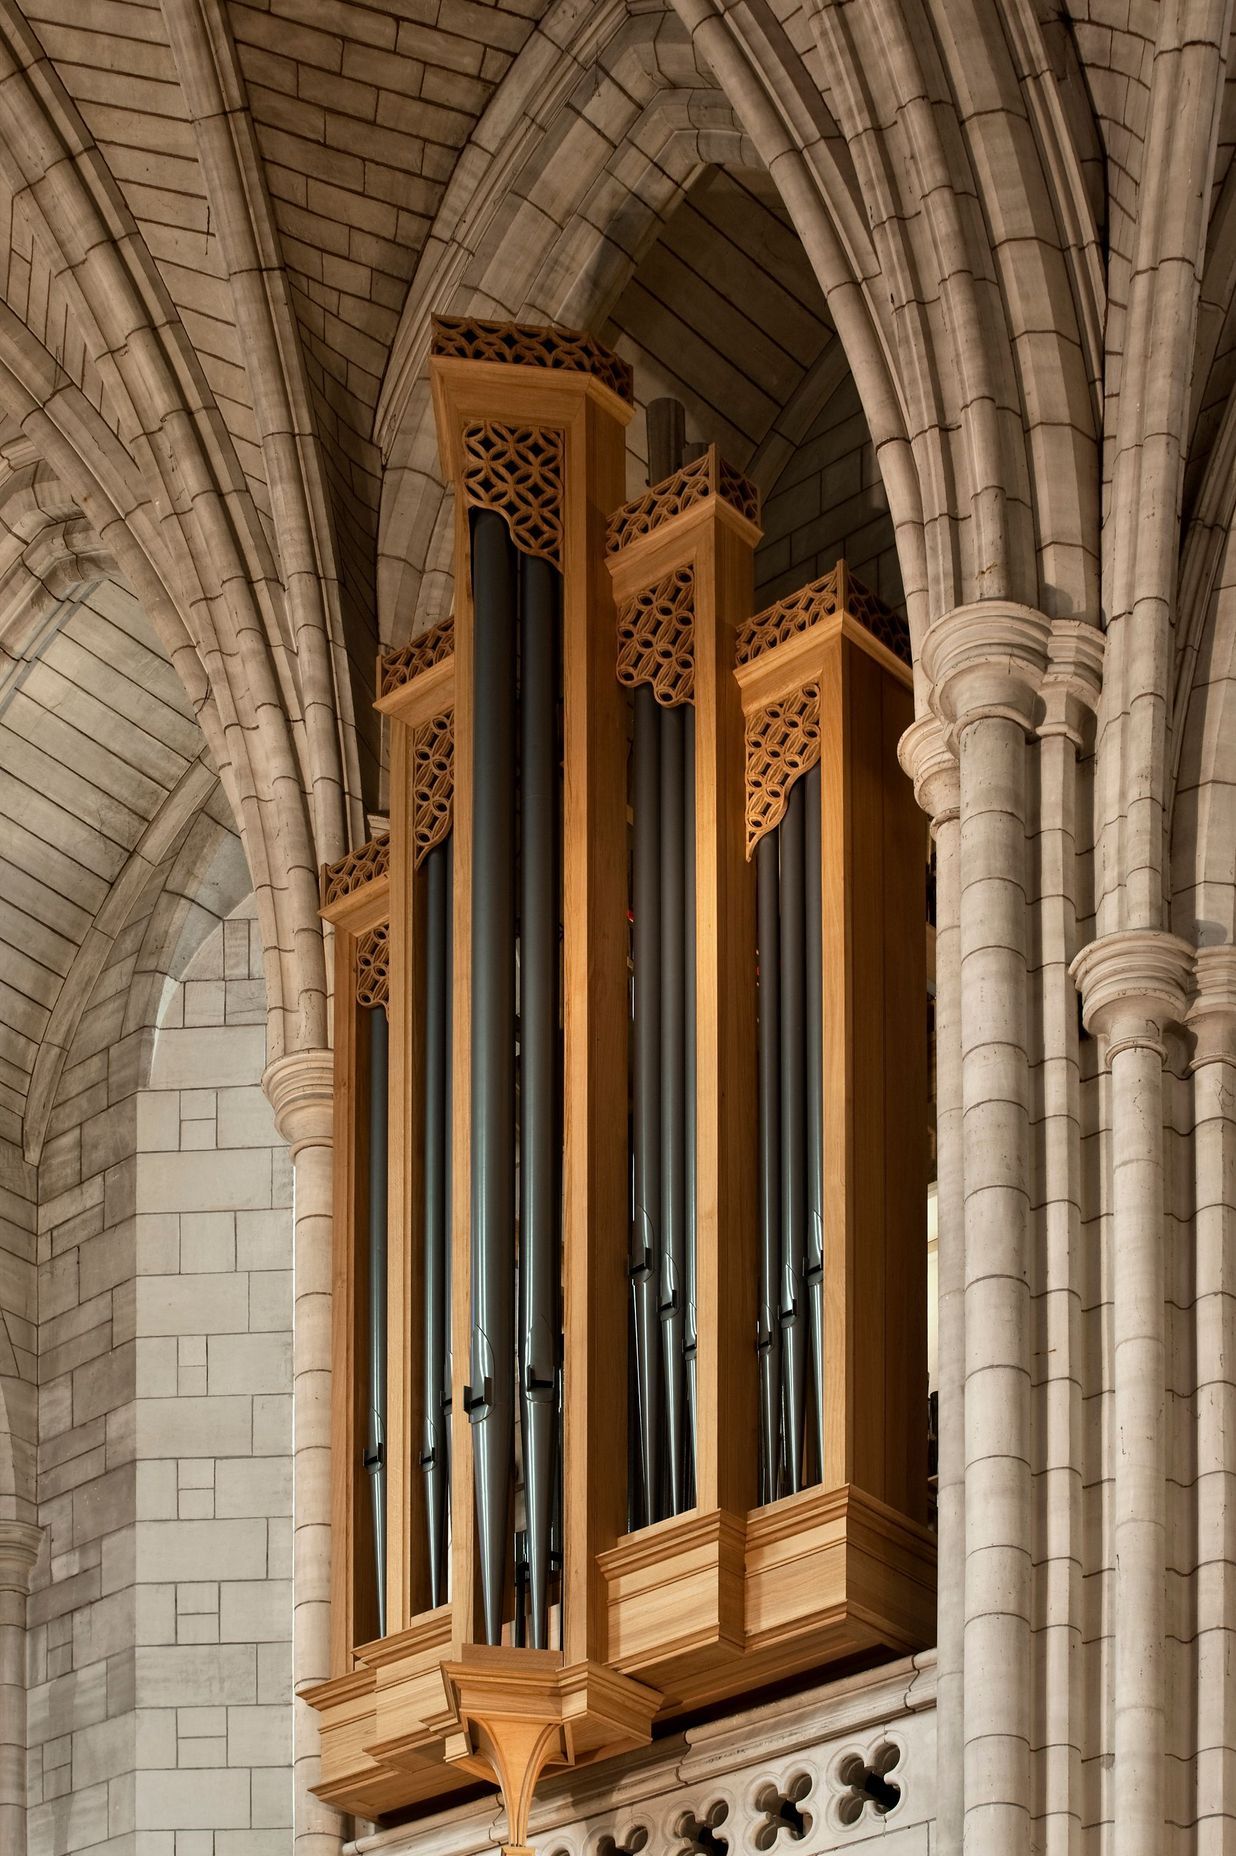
left=803, top=765, right=824, bottom=1481
left=778, top=781, right=807, bottom=1496
left=682, top=708, right=698, bottom=1509
left=631, top=682, right=663, bottom=1527
left=755, top=770, right=824, bottom=1504
left=421, top=841, right=450, bottom=1609
left=468, top=508, right=518, bottom=1647
left=756, top=831, right=782, bottom=1505
left=519, top=551, right=561, bottom=1649
left=365, top=1004, right=389, bottom=1637
left=660, top=703, right=687, bottom=1516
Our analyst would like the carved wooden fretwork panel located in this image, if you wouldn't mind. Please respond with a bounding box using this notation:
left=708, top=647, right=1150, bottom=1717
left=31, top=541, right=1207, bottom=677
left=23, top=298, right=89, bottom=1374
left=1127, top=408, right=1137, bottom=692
left=462, top=422, right=564, bottom=567
left=616, top=566, right=695, bottom=707
left=355, top=921, right=390, bottom=1011
left=606, top=447, right=760, bottom=556
left=735, top=563, right=911, bottom=669
left=431, top=314, right=633, bottom=404
left=379, top=614, right=455, bottom=700
left=745, top=684, right=821, bottom=857
left=321, top=835, right=390, bottom=907
left=412, top=711, right=454, bottom=868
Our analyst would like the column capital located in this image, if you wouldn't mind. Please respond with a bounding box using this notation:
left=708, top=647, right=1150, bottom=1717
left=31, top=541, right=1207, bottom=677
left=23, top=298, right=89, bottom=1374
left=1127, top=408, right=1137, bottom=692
left=921, top=600, right=1053, bottom=740
left=0, top=1520, right=42, bottom=1589
left=1188, top=946, right=1236, bottom=1069
left=1070, top=929, right=1193, bottom=1060
left=263, top=1048, right=334, bottom=1154
left=1038, top=620, right=1105, bottom=750
left=898, top=714, right=959, bottom=827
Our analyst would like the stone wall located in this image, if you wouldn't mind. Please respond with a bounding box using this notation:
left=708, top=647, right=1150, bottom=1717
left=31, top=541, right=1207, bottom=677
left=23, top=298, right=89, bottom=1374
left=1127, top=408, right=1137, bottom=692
left=26, top=899, right=293, bottom=1854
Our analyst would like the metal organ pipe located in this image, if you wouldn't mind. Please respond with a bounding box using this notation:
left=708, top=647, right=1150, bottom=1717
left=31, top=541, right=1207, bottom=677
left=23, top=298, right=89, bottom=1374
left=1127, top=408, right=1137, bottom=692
left=779, top=780, right=808, bottom=1495
left=660, top=701, right=688, bottom=1515
left=682, top=707, right=698, bottom=1508
left=803, top=765, right=825, bottom=1480
left=631, top=682, right=663, bottom=1526
left=518, top=550, right=561, bottom=1650
left=421, top=839, right=450, bottom=1609
left=365, top=1003, right=389, bottom=1637
left=756, top=831, right=783, bottom=1504
left=467, top=508, right=518, bottom=1647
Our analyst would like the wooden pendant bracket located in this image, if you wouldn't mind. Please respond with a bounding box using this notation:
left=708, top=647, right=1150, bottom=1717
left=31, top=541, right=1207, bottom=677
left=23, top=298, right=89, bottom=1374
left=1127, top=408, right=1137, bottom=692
left=307, top=323, right=933, bottom=1836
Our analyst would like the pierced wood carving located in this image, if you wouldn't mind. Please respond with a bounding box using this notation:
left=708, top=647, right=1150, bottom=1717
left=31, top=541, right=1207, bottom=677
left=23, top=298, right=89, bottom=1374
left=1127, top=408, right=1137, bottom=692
left=413, top=711, right=454, bottom=868
left=745, top=685, right=821, bottom=858
left=463, top=422, right=564, bottom=567
left=734, top=563, right=910, bottom=669
left=431, top=314, right=633, bottom=405
left=379, top=614, right=455, bottom=701
left=321, top=835, right=390, bottom=908
left=355, top=921, right=390, bottom=1011
left=606, top=447, right=760, bottom=557
left=616, top=566, right=695, bottom=707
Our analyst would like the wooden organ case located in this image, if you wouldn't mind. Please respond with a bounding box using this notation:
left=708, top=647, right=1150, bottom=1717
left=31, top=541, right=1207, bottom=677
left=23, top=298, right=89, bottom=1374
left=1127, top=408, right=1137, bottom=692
left=308, top=320, right=934, bottom=1846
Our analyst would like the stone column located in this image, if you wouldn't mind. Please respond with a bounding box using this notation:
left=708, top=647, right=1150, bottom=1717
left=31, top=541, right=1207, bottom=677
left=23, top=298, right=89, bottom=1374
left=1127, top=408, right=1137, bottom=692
left=264, top=1049, right=341, bottom=1856
left=899, top=714, right=962, bottom=1856
left=0, top=1520, right=41, bottom=1856
left=1071, top=930, right=1192, bottom=1856
left=923, top=601, right=1052, bottom=1856
left=1186, top=948, right=1236, bottom=1845
left=1032, top=625, right=1102, bottom=1856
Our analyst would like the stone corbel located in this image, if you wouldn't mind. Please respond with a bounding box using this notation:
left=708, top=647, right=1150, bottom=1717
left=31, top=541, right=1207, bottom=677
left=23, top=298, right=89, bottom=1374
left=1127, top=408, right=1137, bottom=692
left=1187, top=946, right=1236, bottom=1070
left=898, top=713, right=958, bottom=832
left=263, top=1048, right=335, bottom=1153
left=920, top=599, right=1054, bottom=745
left=1038, top=619, right=1105, bottom=752
left=1071, top=928, right=1194, bottom=1061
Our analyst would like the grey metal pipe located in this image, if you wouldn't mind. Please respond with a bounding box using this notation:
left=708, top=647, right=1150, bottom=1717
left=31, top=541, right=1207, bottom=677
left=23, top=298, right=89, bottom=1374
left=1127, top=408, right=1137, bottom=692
left=631, top=682, right=663, bottom=1527
left=803, top=765, right=824, bottom=1484
left=755, top=830, right=782, bottom=1505
left=421, top=839, right=449, bottom=1607
left=442, top=833, right=453, bottom=1575
left=682, top=705, right=697, bottom=1509
left=659, top=701, right=687, bottom=1516
left=779, top=781, right=808, bottom=1496
left=518, top=549, right=561, bottom=1648
left=466, top=508, right=517, bottom=1646
left=364, top=1003, right=389, bottom=1638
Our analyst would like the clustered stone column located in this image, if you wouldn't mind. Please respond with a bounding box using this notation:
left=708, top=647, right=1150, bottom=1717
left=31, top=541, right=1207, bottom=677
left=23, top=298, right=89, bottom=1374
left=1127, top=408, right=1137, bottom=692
left=922, top=603, right=1052, bottom=1853
left=1071, top=930, right=1192, bottom=1856
left=899, top=714, right=962, bottom=1856
left=264, top=1049, right=341, bottom=1856
left=1188, top=948, right=1236, bottom=1839
left=0, top=1520, right=40, bottom=1856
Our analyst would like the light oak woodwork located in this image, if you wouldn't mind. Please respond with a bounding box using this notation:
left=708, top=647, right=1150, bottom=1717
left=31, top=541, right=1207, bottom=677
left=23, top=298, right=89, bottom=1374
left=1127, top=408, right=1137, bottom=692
left=310, top=324, right=933, bottom=1832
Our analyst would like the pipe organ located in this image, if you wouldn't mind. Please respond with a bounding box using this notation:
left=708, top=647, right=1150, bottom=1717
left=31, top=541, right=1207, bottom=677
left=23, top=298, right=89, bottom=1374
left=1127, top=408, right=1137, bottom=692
left=311, top=321, right=933, bottom=1846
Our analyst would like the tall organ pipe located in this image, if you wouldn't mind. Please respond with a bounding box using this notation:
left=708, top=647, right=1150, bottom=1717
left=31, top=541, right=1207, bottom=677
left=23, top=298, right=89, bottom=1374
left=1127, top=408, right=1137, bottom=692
left=756, top=831, right=782, bottom=1504
left=442, top=834, right=453, bottom=1532
left=631, top=682, right=663, bottom=1526
left=467, top=508, right=517, bottom=1646
left=779, top=781, right=808, bottom=1495
left=682, top=707, right=698, bottom=1507
left=365, top=1004, right=389, bottom=1637
left=421, top=840, right=449, bottom=1608
left=803, top=765, right=824, bottom=1481
left=659, top=702, right=687, bottom=1514
left=518, top=550, right=561, bottom=1649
